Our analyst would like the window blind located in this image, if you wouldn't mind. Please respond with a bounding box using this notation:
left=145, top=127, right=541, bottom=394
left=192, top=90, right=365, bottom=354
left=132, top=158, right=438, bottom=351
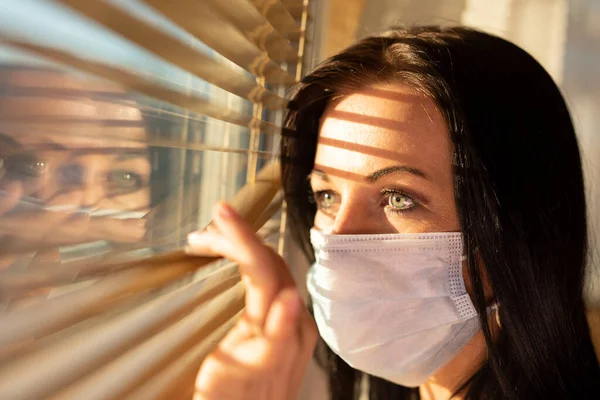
left=0, top=0, right=314, bottom=398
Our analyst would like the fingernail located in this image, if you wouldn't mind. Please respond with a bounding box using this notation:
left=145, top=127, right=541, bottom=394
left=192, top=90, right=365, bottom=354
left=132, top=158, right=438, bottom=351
left=187, top=231, right=205, bottom=245
left=217, top=202, right=235, bottom=219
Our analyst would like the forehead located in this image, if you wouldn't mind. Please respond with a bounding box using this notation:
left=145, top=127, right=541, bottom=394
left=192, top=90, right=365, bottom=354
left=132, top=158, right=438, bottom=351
left=315, top=84, right=452, bottom=184
left=0, top=69, right=146, bottom=148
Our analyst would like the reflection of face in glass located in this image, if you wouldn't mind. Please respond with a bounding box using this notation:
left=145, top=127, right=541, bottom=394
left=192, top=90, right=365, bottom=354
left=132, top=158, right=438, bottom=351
left=0, top=67, right=151, bottom=266
left=0, top=68, right=150, bottom=213
left=0, top=134, right=151, bottom=213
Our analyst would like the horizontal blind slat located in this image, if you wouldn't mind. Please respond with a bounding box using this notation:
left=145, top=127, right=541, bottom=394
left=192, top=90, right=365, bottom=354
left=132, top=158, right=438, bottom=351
left=127, top=317, right=238, bottom=400
left=51, top=290, right=243, bottom=400
left=1, top=266, right=239, bottom=376
left=144, top=0, right=297, bottom=83
left=0, top=36, right=281, bottom=134
left=0, top=252, right=213, bottom=348
left=204, top=0, right=299, bottom=58
left=0, top=281, right=244, bottom=399
left=56, top=0, right=290, bottom=107
left=0, top=85, right=223, bottom=130
left=249, top=0, right=301, bottom=36
left=0, top=123, right=278, bottom=160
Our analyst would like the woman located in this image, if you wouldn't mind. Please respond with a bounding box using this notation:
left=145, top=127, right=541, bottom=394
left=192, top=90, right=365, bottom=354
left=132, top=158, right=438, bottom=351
left=186, top=26, right=600, bottom=399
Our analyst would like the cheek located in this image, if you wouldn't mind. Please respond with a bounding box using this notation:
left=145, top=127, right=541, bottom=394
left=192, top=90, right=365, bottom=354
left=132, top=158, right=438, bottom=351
left=312, top=210, right=332, bottom=231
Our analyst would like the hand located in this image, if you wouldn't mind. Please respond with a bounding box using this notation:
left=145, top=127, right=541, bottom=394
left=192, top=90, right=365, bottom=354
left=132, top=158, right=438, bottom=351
left=186, top=202, right=318, bottom=400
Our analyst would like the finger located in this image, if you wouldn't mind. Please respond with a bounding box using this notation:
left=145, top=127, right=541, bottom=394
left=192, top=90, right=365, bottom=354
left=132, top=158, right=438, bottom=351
left=264, top=288, right=302, bottom=341
left=185, top=231, right=232, bottom=258
left=289, top=310, right=319, bottom=394
left=188, top=202, right=291, bottom=326
left=212, top=202, right=295, bottom=288
left=187, top=228, right=282, bottom=327
left=211, top=202, right=285, bottom=285
left=257, top=289, right=306, bottom=393
left=206, top=203, right=293, bottom=290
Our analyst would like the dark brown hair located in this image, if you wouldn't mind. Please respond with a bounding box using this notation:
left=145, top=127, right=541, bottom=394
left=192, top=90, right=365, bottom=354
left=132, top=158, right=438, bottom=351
left=281, top=26, right=600, bottom=399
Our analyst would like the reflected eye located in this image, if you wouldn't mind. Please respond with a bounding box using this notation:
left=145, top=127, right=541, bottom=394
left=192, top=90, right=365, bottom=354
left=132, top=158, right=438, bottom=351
left=106, top=170, right=143, bottom=194
left=384, top=190, right=417, bottom=212
left=0, top=133, right=21, bottom=178
left=6, top=153, right=49, bottom=178
left=314, top=190, right=338, bottom=210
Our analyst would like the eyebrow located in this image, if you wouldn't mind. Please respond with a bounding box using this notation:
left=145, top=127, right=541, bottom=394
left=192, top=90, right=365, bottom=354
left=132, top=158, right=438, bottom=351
left=366, top=165, right=427, bottom=182
left=312, top=165, right=428, bottom=183
left=0, top=133, right=148, bottom=161
left=0, top=132, right=68, bottom=151
left=114, top=151, right=149, bottom=162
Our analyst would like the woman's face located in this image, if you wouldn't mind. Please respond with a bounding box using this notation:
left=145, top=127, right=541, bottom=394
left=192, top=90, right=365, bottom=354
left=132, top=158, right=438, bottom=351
left=0, top=70, right=151, bottom=212
left=0, top=69, right=151, bottom=267
left=311, top=83, right=459, bottom=235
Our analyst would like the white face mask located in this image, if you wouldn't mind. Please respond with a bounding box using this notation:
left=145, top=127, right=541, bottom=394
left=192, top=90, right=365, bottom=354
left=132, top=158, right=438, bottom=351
left=307, top=229, right=481, bottom=387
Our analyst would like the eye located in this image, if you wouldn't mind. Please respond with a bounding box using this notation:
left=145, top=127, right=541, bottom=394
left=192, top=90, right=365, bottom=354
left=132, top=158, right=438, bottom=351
left=383, top=190, right=417, bottom=212
left=106, top=170, right=143, bottom=194
left=314, top=190, right=338, bottom=210
left=6, top=153, right=49, bottom=179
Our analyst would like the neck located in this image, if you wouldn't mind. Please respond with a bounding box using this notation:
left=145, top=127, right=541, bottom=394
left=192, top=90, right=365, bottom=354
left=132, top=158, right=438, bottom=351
left=418, top=330, right=487, bottom=400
